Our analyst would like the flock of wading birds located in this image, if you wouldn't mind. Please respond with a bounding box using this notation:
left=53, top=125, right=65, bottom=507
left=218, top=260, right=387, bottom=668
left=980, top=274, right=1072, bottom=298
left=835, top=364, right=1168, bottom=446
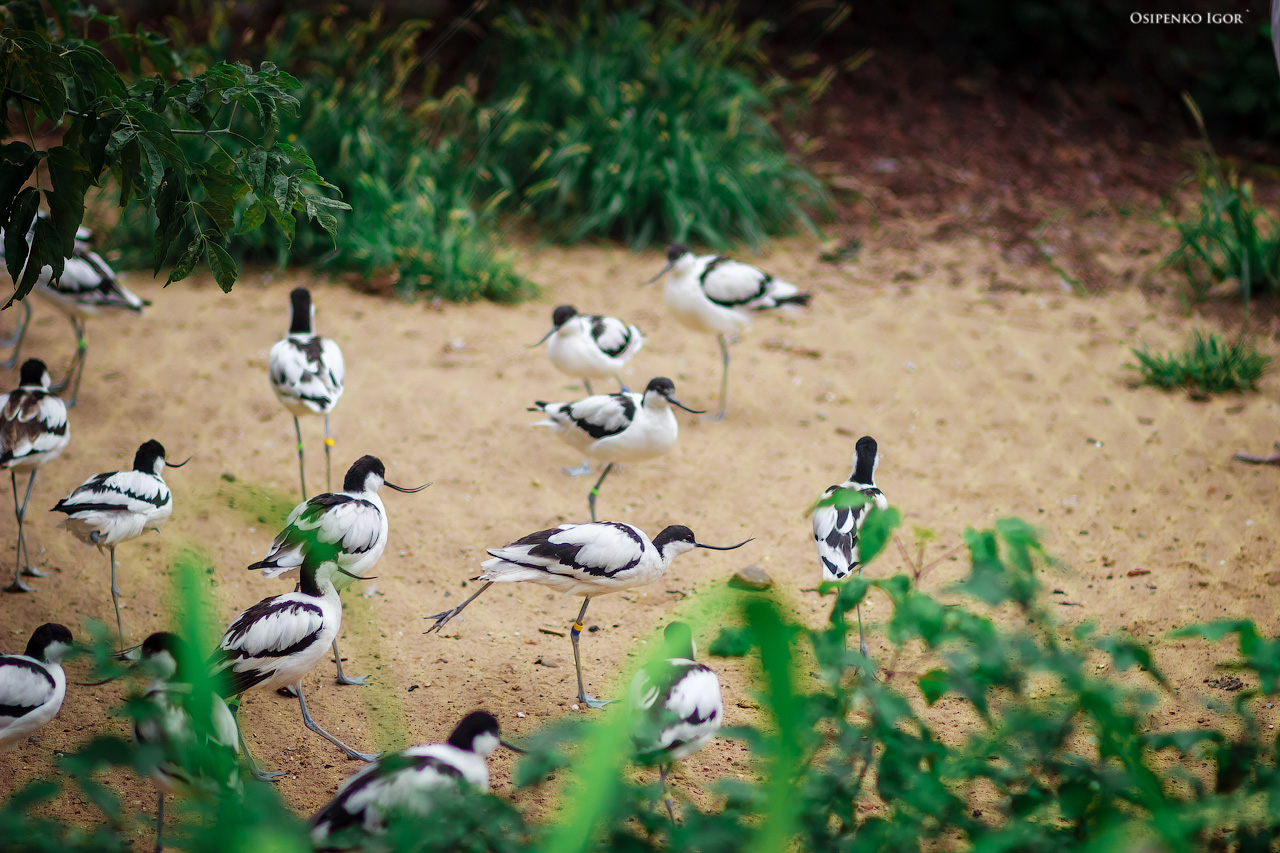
left=0, top=236, right=888, bottom=846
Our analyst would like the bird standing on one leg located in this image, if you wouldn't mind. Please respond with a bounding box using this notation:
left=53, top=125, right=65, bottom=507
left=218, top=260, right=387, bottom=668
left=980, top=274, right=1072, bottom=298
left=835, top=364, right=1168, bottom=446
left=1, top=220, right=148, bottom=403
left=529, top=377, right=702, bottom=520
left=127, top=632, right=239, bottom=853
left=1, top=359, right=69, bottom=592
left=812, top=435, right=887, bottom=663
left=529, top=304, right=645, bottom=397
left=629, top=621, right=723, bottom=823
left=247, top=455, right=428, bottom=686
left=0, top=623, right=73, bottom=752
left=51, top=439, right=187, bottom=650
left=269, top=287, right=345, bottom=501
left=650, top=244, right=811, bottom=421
left=309, top=710, right=521, bottom=847
left=425, top=522, right=750, bottom=709
left=212, top=547, right=381, bottom=780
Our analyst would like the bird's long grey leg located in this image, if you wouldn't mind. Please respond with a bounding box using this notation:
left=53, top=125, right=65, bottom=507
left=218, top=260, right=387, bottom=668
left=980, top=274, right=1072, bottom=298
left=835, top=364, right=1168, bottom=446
left=571, top=597, right=611, bottom=709
left=613, top=373, right=628, bottom=392
left=587, top=463, right=614, bottom=523
left=294, top=684, right=380, bottom=761
left=293, top=416, right=307, bottom=501
left=229, top=700, right=282, bottom=781
left=154, top=791, right=164, bottom=853
left=6, top=472, right=34, bottom=592
left=0, top=300, right=31, bottom=369
left=660, top=764, right=676, bottom=823
left=109, top=546, right=125, bottom=651
left=332, top=637, right=368, bottom=686
left=66, top=315, right=87, bottom=404
left=583, top=379, right=594, bottom=396
left=324, top=414, right=333, bottom=494
left=424, top=581, right=494, bottom=633
left=18, top=470, right=47, bottom=577
left=708, top=333, right=730, bottom=422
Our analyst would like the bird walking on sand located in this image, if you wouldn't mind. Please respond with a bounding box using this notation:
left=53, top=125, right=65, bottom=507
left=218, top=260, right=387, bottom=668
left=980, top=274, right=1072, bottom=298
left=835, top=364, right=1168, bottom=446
left=270, top=287, right=345, bottom=500
left=649, top=244, right=810, bottom=420
left=310, top=710, right=521, bottom=846
left=629, top=621, right=723, bottom=823
left=128, top=632, right=240, bottom=853
left=812, top=435, right=887, bottom=661
left=0, top=623, right=73, bottom=752
left=530, top=377, right=701, bottom=519
left=2, top=359, right=69, bottom=592
left=529, top=304, right=644, bottom=396
left=425, top=522, right=750, bottom=709
left=51, top=440, right=187, bottom=650
left=212, top=547, right=380, bottom=780
left=2, top=220, right=148, bottom=405
left=248, top=455, right=428, bottom=686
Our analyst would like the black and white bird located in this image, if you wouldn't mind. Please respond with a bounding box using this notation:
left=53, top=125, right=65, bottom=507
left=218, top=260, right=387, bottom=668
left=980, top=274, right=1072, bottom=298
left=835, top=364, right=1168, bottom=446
left=0, top=622, right=73, bottom=752
left=51, top=439, right=187, bottom=649
left=129, top=632, right=239, bottom=853
left=248, top=455, right=428, bottom=685
left=812, top=435, right=887, bottom=659
left=1, top=221, right=148, bottom=406
left=212, top=547, right=380, bottom=780
left=529, top=304, right=644, bottom=396
left=269, top=287, right=345, bottom=500
left=426, top=522, right=750, bottom=709
left=649, top=244, right=810, bottom=420
left=310, top=710, right=519, bottom=846
left=529, top=377, right=702, bottom=520
left=2, top=359, right=69, bottom=592
left=629, top=621, right=723, bottom=822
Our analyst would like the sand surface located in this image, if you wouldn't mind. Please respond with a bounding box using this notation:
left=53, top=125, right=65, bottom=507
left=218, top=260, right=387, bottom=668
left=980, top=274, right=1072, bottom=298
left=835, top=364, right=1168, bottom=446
left=2, top=220, right=1278, bottom=842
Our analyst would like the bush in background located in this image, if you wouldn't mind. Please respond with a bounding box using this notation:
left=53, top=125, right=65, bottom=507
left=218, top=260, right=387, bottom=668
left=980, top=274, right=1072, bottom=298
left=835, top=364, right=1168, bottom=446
left=482, top=3, right=830, bottom=249
left=1128, top=331, right=1271, bottom=396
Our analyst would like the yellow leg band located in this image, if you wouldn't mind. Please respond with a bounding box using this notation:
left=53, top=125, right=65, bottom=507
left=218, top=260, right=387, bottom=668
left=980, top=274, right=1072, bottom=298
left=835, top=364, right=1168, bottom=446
left=573, top=621, right=585, bottom=633
left=324, top=438, right=335, bottom=447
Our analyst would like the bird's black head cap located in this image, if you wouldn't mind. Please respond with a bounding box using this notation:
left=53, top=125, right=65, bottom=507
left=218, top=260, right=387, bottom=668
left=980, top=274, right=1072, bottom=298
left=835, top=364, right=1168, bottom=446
left=343, top=455, right=386, bottom=492
left=645, top=377, right=676, bottom=397
left=18, top=358, right=49, bottom=388
left=652, top=524, right=696, bottom=551
left=288, top=287, right=313, bottom=334
left=134, top=439, right=167, bottom=472
left=852, top=435, right=878, bottom=484
left=666, top=244, right=690, bottom=262
left=552, top=305, right=578, bottom=327
left=448, top=710, right=501, bottom=750
left=25, top=623, right=74, bottom=661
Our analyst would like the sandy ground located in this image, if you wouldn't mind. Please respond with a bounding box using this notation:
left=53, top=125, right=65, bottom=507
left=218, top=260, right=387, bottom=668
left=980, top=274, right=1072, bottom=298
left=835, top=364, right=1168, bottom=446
left=1, top=217, right=1278, bottom=843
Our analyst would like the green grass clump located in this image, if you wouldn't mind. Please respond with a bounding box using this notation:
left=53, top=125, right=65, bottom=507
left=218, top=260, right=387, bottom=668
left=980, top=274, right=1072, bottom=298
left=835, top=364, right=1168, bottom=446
left=484, top=3, right=829, bottom=249
left=1128, top=330, right=1271, bottom=396
left=1165, top=95, right=1280, bottom=305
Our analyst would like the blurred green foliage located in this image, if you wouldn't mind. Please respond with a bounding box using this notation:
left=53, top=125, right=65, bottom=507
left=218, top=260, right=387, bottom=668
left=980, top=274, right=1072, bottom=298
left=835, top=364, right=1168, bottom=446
left=8, top=516, right=1280, bottom=850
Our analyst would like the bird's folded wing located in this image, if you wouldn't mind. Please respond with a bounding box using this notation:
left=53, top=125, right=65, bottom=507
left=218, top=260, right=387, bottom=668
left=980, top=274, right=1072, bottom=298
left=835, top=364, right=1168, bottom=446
left=0, top=658, right=55, bottom=721
left=54, top=471, right=167, bottom=514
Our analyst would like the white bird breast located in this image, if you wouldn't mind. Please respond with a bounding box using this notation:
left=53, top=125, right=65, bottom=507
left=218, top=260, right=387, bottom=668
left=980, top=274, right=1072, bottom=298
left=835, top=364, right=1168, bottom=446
left=0, top=658, right=65, bottom=751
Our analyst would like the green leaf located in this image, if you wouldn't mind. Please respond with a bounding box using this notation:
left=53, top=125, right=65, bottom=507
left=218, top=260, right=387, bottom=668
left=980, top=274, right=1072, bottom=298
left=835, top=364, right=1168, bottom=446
left=918, top=668, right=949, bottom=704
left=858, top=505, right=902, bottom=566
left=165, top=235, right=205, bottom=286
left=152, top=168, right=185, bottom=274
left=237, top=201, right=267, bottom=235
left=5, top=187, right=40, bottom=282
left=205, top=241, right=238, bottom=292
left=709, top=625, right=752, bottom=658
left=11, top=214, right=62, bottom=307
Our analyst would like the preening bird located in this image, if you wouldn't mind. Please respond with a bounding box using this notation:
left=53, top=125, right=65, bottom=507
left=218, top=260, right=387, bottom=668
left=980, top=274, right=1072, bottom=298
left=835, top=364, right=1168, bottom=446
left=426, top=522, right=750, bottom=709
left=529, top=377, right=701, bottom=520
left=128, top=632, right=239, bottom=853
left=812, top=435, right=887, bottom=660
left=211, top=547, right=380, bottom=780
left=650, top=244, right=811, bottom=420
left=269, top=287, right=345, bottom=500
left=2, top=358, right=69, bottom=592
left=529, top=304, right=644, bottom=396
left=1, top=220, right=148, bottom=405
left=310, top=710, right=520, bottom=846
left=629, top=621, right=723, bottom=822
left=248, top=455, right=428, bottom=685
left=0, top=622, right=73, bottom=752
left=51, top=439, right=187, bottom=650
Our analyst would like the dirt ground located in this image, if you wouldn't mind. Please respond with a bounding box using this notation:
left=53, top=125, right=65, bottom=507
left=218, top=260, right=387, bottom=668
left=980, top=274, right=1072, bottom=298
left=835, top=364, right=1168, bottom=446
left=1, top=198, right=1279, bottom=842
